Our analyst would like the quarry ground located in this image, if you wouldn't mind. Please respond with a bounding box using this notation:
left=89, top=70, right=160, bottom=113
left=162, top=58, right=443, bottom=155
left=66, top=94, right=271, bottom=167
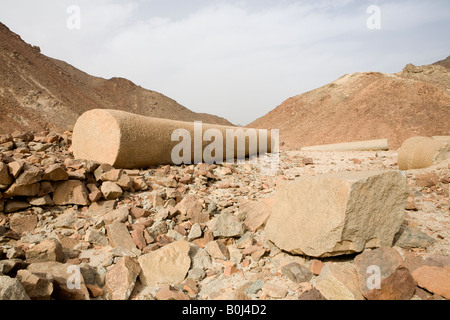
left=1, top=134, right=449, bottom=300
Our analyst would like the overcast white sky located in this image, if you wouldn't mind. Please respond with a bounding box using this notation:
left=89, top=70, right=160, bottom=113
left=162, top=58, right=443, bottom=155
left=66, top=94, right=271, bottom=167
left=1, top=0, right=449, bottom=125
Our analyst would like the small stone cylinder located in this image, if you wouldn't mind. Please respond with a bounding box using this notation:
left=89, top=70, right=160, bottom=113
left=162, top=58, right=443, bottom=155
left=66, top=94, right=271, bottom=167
left=398, top=136, right=450, bottom=170
left=72, top=109, right=275, bottom=168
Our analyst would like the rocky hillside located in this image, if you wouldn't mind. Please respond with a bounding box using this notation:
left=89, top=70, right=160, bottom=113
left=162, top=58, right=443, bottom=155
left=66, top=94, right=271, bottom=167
left=248, top=58, right=450, bottom=150
left=433, top=55, right=450, bottom=69
left=0, top=22, right=233, bottom=134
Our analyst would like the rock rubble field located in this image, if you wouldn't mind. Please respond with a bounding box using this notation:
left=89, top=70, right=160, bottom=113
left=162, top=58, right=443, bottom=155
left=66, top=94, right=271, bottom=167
left=0, top=131, right=449, bottom=300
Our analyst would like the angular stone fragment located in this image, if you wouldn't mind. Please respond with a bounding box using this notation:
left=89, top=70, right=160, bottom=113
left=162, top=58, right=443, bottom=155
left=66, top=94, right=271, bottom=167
left=0, top=162, right=12, bottom=187
left=8, top=160, right=24, bottom=179
left=281, top=262, right=313, bottom=283
left=88, top=190, right=103, bottom=202
left=9, top=213, right=38, bottom=234
left=105, top=257, right=141, bottom=300
left=131, top=176, right=148, bottom=191
left=0, top=259, right=28, bottom=275
left=155, top=284, right=190, bottom=300
left=106, top=222, right=137, bottom=252
left=101, top=181, right=123, bottom=200
left=85, top=228, right=109, bottom=247
left=314, top=262, right=364, bottom=300
left=138, top=239, right=191, bottom=286
left=240, top=199, right=272, bottom=232
left=53, top=180, right=90, bottom=206
left=51, top=208, right=77, bottom=228
left=103, top=206, right=129, bottom=224
left=6, top=246, right=26, bottom=260
left=0, top=133, right=13, bottom=144
left=205, top=240, right=229, bottom=260
left=86, top=284, right=103, bottom=298
left=189, top=245, right=212, bottom=270
left=262, top=283, right=288, bottom=299
left=265, top=170, right=409, bottom=257
left=15, top=164, right=43, bottom=185
left=298, top=287, right=327, bottom=300
left=131, top=229, right=147, bottom=250
left=129, top=206, right=150, bottom=219
left=0, top=275, right=30, bottom=300
left=42, top=164, right=68, bottom=181
left=4, top=200, right=31, bottom=213
left=175, top=195, right=204, bottom=222
left=28, top=194, right=54, bottom=206
left=310, top=260, right=325, bottom=275
left=415, top=172, right=440, bottom=188
left=94, top=163, right=113, bottom=181
left=404, top=253, right=450, bottom=273
left=412, top=266, right=450, bottom=299
left=12, top=131, right=34, bottom=141
left=4, top=182, right=40, bottom=198
left=37, top=181, right=53, bottom=196
left=116, top=173, right=132, bottom=190
left=27, top=261, right=89, bottom=300
left=16, top=269, right=53, bottom=300
left=393, top=226, right=436, bottom=249
left=354, top=247, right=416, bottom=300
left=26, top=238, right=65, bottom=263
left=187, top=223, right=202, bottom=241
left=100, top=169, right=122, bottom=182
left=210, top=211, right=245, bottom=238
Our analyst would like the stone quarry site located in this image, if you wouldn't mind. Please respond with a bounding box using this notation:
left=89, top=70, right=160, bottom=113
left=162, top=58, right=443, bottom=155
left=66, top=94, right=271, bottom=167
left=0, top=21, right=450, bottom=303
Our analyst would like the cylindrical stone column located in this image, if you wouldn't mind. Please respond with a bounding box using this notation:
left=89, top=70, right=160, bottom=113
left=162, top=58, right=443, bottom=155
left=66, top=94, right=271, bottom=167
left=301, top=139, right=389, bottom=152
left=398, top=136, right=450, bottom=170
left=72, top=109, right=276, bottom=169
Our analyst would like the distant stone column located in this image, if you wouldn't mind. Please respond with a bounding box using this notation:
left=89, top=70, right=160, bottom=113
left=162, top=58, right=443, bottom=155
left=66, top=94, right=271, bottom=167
left=398, top=136, right=450, bottom=170
left=72, top=109, right=275, bottom=168
left=301, top=139, right=389, bottom=152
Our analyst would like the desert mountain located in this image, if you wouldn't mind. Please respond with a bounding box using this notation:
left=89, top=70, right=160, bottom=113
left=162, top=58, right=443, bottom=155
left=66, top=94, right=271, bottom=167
left=0, top=22, right=233, bottom=134
left=433, top=55, right=450, bottom=69
left=248, top=58, right=450, bottom=150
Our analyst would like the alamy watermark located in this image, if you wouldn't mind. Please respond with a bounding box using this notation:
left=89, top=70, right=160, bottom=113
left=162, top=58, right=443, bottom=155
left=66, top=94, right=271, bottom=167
left=367, top=5, right=381, bottom=30
left=66, top=5, right=81, bottom=30
left=366, top=265, right=381, bottom=290
left=66, top=265, right=81, bottom=290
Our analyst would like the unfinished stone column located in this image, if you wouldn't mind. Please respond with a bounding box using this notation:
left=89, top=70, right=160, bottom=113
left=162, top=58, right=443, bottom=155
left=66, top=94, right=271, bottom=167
left=301, top=139, right=389, bottom=152
left=398, top=136, right=450, bottom=170
left=72, top=109, right=275, bottom=169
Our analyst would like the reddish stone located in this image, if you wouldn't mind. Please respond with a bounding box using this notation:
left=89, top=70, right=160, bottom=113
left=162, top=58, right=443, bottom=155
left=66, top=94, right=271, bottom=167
left=129, top=207, right=151, bottom=219
left=412, top=266, right=450, bottom=299
left=415, top=173, right=440, bottom=188
left=310, top=260, right=325, bottom=275
left=86, top=284, right=104, bottom=298
left=354, top=247, right=416, bottom=300
left=131, top=229, right=146, bottom=250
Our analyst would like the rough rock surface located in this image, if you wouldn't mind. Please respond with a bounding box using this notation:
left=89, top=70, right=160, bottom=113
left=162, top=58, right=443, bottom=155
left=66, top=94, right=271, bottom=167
left=138, top=239, right=191, bottom=286
left=265, top=170, right=410, bottom=257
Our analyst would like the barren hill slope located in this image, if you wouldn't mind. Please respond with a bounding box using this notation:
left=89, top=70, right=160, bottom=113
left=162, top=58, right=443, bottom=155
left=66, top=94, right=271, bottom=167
left=248, top=59, right=450, bottom=150
left=0, top=22, right=233, bottom=134
left=434, top=55, right=450, bottom=69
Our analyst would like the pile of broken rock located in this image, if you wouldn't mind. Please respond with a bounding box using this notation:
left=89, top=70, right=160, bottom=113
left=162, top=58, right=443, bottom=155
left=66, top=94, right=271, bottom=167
left=0, top=131, right=449, bottom=300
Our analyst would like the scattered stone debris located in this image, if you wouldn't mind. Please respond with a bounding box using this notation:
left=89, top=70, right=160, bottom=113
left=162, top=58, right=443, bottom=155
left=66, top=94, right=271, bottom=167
left=0, top=131, right=449, bottom=300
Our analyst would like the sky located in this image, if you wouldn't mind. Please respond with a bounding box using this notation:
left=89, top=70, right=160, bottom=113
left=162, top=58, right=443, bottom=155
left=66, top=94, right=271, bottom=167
left=0, top=0, right=449, bottom=125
